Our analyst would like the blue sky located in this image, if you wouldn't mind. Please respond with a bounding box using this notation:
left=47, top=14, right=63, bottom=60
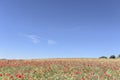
left=0, top=0, right=120, bottom=59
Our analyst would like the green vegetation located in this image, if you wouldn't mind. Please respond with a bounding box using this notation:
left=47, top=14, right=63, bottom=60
left=0, top=59, right=120, bottom=80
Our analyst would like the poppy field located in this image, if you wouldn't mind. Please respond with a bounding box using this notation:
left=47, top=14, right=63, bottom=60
left=0, top=58, right=120, bottom=80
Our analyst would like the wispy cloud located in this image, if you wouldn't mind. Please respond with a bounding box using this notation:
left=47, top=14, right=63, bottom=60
left=19, top=33, right=57, bottom=45
left=48, top=40, right=56, bottom=45
left=27, top=35, right=40, bottom=44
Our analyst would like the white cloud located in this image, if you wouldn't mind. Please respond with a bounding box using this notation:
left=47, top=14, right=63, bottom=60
left=48, top=40, right=56, bottom=45
left=27, top=35, right=40, bottom=44
left=19, top=33, right=57, bottom=45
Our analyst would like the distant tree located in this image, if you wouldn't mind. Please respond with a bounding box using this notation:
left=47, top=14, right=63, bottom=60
left=109, top=55, right=116, bottom=59
left=99, top=56, right=107, bottom=59
left=117, top=54, right=120, bottom=58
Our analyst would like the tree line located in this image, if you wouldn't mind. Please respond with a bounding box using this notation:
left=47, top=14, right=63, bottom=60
left=99, top=54, right=120, bottom=59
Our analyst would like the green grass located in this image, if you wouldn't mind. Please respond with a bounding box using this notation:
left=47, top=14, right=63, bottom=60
left=0, top=59, right=120, bottom=80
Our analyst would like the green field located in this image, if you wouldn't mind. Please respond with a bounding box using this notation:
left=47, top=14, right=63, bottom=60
left=0, top=58, right=120, bottom=80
